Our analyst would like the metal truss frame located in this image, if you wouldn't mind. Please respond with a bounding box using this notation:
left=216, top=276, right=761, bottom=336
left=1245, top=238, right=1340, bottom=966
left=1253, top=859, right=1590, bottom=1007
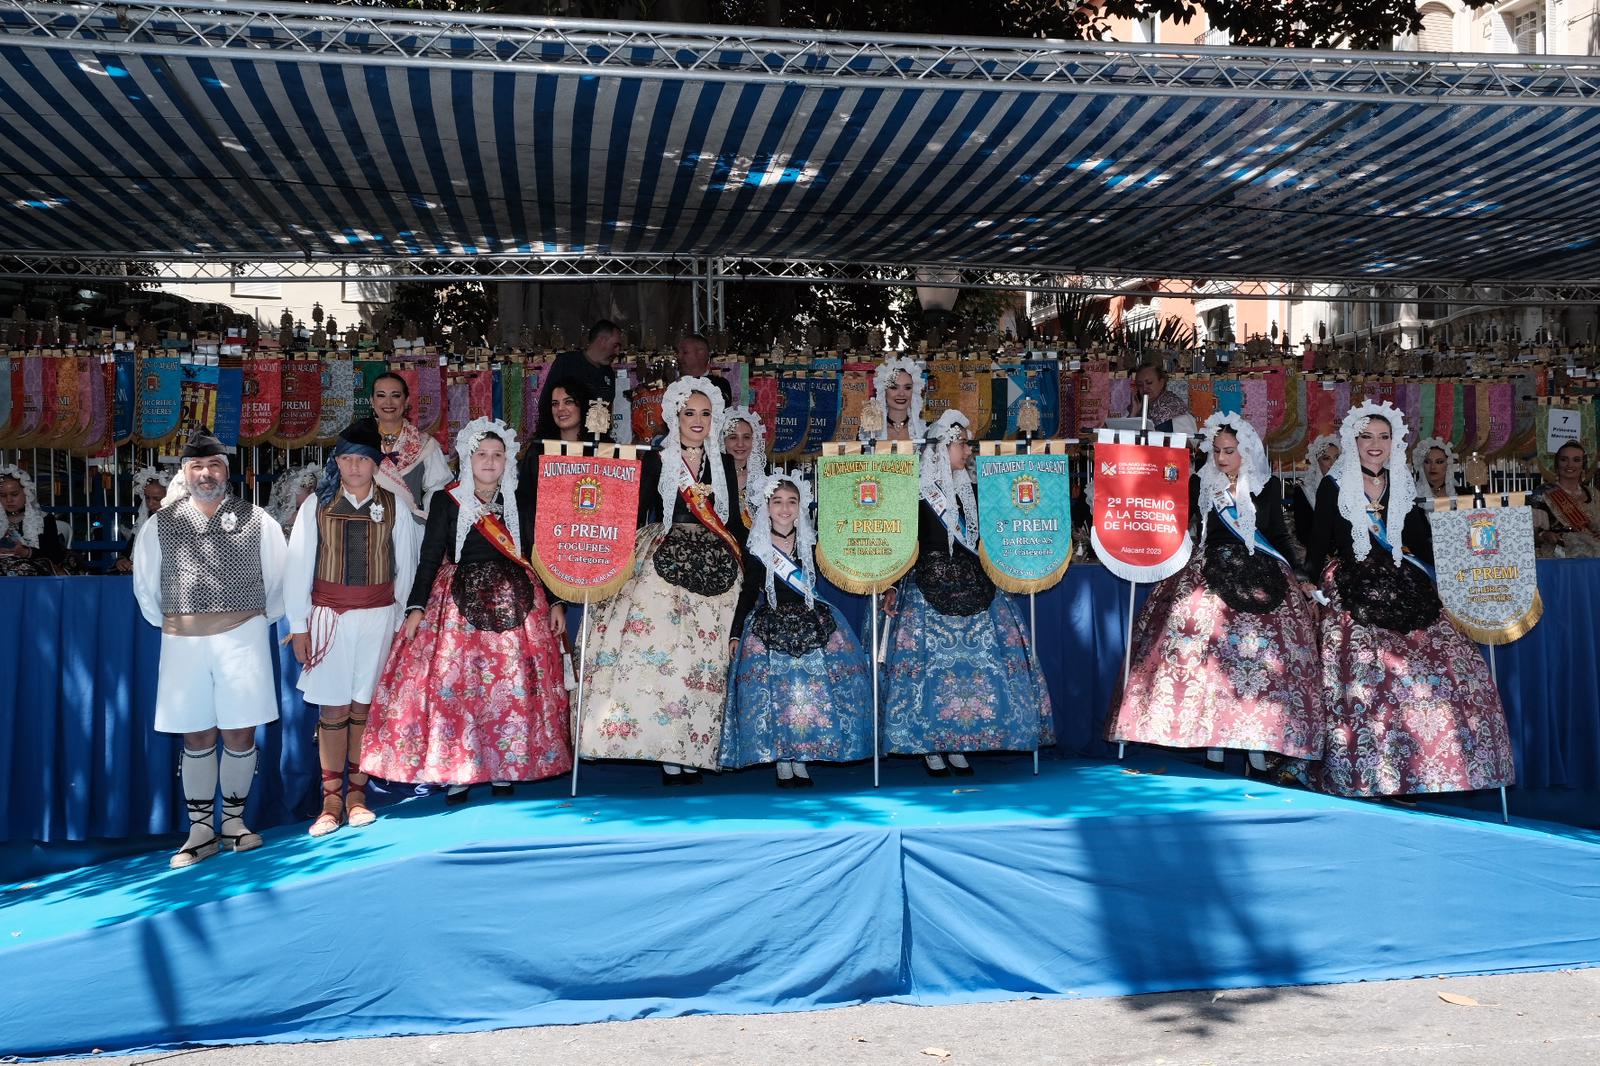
left=9, top=1, right=1600, bottom=106
left=0, top=254, right=709, bottom=284
left=2, top=253, right=1596, bottom=307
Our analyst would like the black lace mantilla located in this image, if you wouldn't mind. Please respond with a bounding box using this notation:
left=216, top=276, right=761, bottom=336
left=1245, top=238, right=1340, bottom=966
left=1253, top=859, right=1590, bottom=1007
left=915, top=549, right=995, bottom=617
left=752, top=600, right=837, bottom=656
left=1202, top=538, right=1288, bottom=614
left=653, top=523, right=740, bottom=597
left=450, top=555, right=535, bottom=632
left=1333, top=553, right=1442, bottom=633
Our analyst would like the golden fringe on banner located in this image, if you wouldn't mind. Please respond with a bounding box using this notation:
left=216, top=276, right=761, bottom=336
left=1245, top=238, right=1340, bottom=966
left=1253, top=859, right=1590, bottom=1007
left=977, top=543, right=1069, bottom=595
left=976, top=438, right=1074, bottom=594
left=1447, top=590, right=1544, bottom=646
left=815, top=545, right=919, bottom=596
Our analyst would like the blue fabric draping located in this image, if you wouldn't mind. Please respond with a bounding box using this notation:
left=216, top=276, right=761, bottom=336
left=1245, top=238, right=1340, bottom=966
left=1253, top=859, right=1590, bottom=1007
left=4, top=759, right=1600, bottom=1057
left=899, top=794, right=1600, bottom=1004
left=1, top=561, right=1596, bottom=844
left=1493, top=559, right=1600, bottom=790
left=0, top=578, right=318, bottom=844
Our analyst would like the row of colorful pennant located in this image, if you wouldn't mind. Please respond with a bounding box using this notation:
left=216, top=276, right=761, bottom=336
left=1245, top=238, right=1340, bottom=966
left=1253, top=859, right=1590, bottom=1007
left=0, top=350, right=1586, bottom=465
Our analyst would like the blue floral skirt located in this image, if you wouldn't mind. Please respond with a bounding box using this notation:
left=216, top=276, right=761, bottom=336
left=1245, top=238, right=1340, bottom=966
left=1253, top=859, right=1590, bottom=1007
left=882, top=575, right=1055, bottom=754
left=719, top=600, right=875, bottom=766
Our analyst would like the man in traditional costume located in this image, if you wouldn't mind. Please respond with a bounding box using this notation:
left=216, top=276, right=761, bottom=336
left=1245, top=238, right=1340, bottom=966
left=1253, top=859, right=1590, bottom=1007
left=284, top=418, right=418, bottom=837
left=132, top=429, right=288, bottom=869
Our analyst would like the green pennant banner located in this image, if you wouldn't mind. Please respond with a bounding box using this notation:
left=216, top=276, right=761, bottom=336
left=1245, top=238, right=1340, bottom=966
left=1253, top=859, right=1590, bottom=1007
left=814, top=443, right=921, bottom=595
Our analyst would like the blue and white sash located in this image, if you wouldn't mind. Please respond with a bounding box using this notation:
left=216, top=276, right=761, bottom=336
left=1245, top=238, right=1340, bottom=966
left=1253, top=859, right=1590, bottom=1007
left=1211, top=496, right=1290, bottom=566
left=926, top=488, right=973, bottom=551
left=1369, top=512, right=1436, bottom=580
left=766, top=546, right=833, bottom=610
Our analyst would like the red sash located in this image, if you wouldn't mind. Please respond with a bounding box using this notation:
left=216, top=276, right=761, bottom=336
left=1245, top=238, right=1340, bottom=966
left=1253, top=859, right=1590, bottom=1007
left=1545, top=487, right=1595, bottom=535
left=478, top=509, right=539, bottom=577
left=680, top=482, right=742, bottom=561
left=310, top=579, right=395, bottom=612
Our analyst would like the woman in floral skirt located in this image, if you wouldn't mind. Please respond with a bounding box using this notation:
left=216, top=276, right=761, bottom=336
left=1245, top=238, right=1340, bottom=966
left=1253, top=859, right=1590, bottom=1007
left=1300, top=402, right=1515, bottom=797
left=578, top=377, right=749, bottom=786
left=1106, top=412, right=1324, bottom=770
left=881, top=410, right=1054, bottom=777
left=362, top=417, right=571, bottom=802
left=720, top=472, right=873, bottom=787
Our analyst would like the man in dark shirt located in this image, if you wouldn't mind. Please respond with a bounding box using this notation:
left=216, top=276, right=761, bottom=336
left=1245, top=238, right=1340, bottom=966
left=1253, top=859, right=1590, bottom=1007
left=540, top=319, right=623, bottom=423
left=675, top=332, right=733, bottom=406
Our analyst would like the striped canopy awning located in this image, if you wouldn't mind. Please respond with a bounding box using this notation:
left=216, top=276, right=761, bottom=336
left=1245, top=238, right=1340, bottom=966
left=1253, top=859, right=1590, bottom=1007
left=3, top=2, right=1600, bottom=285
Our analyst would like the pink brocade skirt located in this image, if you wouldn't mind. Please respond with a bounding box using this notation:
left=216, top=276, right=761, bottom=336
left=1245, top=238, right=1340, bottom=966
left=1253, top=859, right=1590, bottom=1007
left=1307, top=561, right=1515, bottom=797
left=361, top=561, right=572, bottom=785
left=1106, top=554, right=1325, bottom=759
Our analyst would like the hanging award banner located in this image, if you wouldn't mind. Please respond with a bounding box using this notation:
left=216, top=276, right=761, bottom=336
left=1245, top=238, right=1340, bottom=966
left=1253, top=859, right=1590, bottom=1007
left=270, top=358, right=323, bottom=448
left=77, top=356, right=99, bottom=433
left=0, top=358, right=21, bottom=446
left=814, top=442, right=920, bottom=594
left=1031, top=362, right=1061, bottom=438
left=316, top=358, right=356, bottom=444
left=834, top=366, right=871, bottom=443
left=214, top=357, right=244, bottom=448
left=43, top=353, right=82, bottom=448
left=630, top=383, right=666, bottom=443
left=439, top=375, right=471, bottom=449
left=770, top=374, right=812, bottom=459
left=969, top=366, right=994, bottom=439
left=974, top=441, right=1073, bottom=594
left=75, top=356, right=105, bottom=456
left=0, top=356, right=11, bottom=446
left=751, top=374, right=781, bottom=439
left=524, top=359, right=552, bottom=430
left=238, top=357, right=281, bottom=445
left=530, top=445, right=644, bottom=603
left=1090, top=429, right=1192, bottom=583
left=925, top=359, right=965, bottom=425
left=467, top=368, right=494, bottom=419
left=352, top=359, right=389, bottom=423
left=806, top=371, right=841, bottom=449
left=1429, top=500, right=1543, bottom=645
left=112, top=350, right=136, bottom=446
left=138, top=354, right=183, bottom=447
left=172, top=356, right=220, bottom=453
left=412, top=360, right=443, bottom=434
left=501, top=363, right=525, bottom=432
left=86, top=356, right=115, bottom=457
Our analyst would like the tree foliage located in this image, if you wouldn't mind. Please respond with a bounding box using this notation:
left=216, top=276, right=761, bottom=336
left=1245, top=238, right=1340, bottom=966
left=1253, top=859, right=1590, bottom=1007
left=420, top=0, right=1496, bottom=49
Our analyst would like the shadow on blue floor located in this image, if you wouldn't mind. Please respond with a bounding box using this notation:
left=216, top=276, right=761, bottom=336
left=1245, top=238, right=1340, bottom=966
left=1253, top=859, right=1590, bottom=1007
left=3, top=754, right=1599, bottom=1059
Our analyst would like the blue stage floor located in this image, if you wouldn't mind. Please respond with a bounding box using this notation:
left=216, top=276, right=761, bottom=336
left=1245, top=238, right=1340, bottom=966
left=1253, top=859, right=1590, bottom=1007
left=4, top=756, right=1599, bottom=1058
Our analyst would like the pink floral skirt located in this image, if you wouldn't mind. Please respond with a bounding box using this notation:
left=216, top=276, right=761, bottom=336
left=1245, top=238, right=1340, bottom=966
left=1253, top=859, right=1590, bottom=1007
left=362, top=561, right=572, bottom=785
left=1107, top=554, right=1324, bottom=758
left=1307, top=561, right=1515, bottom=797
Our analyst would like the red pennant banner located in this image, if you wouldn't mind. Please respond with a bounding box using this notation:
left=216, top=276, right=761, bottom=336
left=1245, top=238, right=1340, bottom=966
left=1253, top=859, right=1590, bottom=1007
left=240, top=358, right=281, bottom=444
left=530, top=450, right=644, bottom=603
left=272, top=359, right=323, bottom=447
left=630, top=384, right=666, bottom=443
left=1090, top=438, right=1192, bottom=583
